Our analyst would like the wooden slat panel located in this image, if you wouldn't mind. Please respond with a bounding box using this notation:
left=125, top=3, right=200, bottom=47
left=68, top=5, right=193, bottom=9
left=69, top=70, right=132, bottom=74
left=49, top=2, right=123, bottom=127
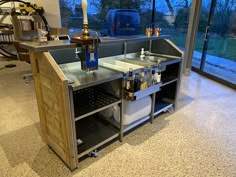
left=47, top=136, right=67, bottom=161
left=29, top=51, right=47, bottom=140
left=41, top=76, right=60, bottom=111
left=37, top=52, right=67, bottom=82
left=45, top=111, right=62, bottom=138
left=30, top=51, right=77, bottom=170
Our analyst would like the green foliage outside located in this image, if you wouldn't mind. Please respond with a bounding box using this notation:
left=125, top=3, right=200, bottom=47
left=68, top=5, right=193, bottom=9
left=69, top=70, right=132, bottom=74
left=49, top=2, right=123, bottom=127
left=207, top=37, right=236, bottom=61
left=59, top=0, right=73, bottom=27
left=171, top=32, right=236, bottom=62
left=173, top=8, right=190, bottom=29
left=167, top=3, right=236, bottom=62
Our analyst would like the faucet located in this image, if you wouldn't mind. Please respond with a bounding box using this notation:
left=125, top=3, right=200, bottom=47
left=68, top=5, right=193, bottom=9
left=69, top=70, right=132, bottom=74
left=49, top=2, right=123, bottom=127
left=140, top=48, right=145, bottom=60
left=75, top=48, right=81, bottom=59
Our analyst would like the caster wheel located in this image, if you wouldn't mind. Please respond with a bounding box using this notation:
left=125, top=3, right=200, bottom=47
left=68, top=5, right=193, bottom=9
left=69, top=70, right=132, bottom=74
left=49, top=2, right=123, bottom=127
left=88, top=150, right=98, bottom=157
left=167, top=107, right=174, bottom=113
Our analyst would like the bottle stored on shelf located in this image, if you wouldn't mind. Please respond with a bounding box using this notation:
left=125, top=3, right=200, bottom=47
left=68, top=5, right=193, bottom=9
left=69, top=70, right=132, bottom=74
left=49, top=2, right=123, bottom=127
left=140, top=71, right=148, bottom=90
left=151, top=69, right=157, bottom=85
left=126, top=68, right=134, bottom=92
left=134, top=73, right=141, bottom=92
left=146, top=66, right=152, bottom=87
left=155, top=71, right=161, bottom=83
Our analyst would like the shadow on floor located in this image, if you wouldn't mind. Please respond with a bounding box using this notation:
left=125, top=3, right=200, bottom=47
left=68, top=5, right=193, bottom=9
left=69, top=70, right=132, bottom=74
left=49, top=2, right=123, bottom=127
left=124, top=91, right=193, bottom=146
left=176, top=91, right=194, bottom=110
left=72, top=115, right=170, bottom=171
left=0, top=121, right=126, bottom=176
left=0, top=92, right=194, bottom=176
left=0, top=123, right=73, bottom=177
left=124, top=113, right=170, bottom=146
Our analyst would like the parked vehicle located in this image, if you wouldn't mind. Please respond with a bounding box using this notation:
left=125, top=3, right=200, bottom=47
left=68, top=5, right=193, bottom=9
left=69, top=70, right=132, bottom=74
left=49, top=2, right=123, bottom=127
left=101, top=9, right=141, bottom=36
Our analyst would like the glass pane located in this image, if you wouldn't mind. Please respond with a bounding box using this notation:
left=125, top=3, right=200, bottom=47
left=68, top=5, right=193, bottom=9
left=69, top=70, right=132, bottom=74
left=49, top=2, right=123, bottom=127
left=204, top=1, right=236, bottom=84
left=59, top=0, right=152, bottom=37
left=154, top=0, right=192, bottom=49
left=192, top=0, right=211, bottom=68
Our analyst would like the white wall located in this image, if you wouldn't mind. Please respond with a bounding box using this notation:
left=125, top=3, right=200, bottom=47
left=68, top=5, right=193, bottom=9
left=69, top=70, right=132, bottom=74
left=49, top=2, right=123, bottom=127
left=33, top=0, right=61, bottom=27
left=1, top=0, right=61, bottom=27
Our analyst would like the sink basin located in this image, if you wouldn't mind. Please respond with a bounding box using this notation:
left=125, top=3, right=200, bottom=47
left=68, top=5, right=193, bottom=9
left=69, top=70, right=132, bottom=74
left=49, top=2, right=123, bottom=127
left=121, top=58, right=153, bottom=67
left=121, top=55, right=180, bottom=67
left=145, top=56, right=168, bottom=62
left=99, top=58, right=142, bottom=73
left=99, top=52, right=181, bottom=73
left=144, top=54, right=181, bottom=65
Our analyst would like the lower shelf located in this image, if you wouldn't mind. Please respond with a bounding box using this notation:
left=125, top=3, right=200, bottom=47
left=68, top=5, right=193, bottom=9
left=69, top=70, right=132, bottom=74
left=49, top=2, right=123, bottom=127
left=75, top=116, right=119, bottom=158
left=73, top=87, right=121, bottom=119
left=154, top=100, right=173, bottom=116
left=123, top=116, right=150, bottom=132
left=106, top=115, right=150, bottom=133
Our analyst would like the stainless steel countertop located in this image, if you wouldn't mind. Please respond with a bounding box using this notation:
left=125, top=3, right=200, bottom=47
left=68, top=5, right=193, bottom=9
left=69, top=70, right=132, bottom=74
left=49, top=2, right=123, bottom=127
left=59, top=62, right=123, bottom=91
left=20, top=35, right=170, bottom=52
left=20, top=40, right=76, bottom=52
left=121, top=57, right=181, bottom=67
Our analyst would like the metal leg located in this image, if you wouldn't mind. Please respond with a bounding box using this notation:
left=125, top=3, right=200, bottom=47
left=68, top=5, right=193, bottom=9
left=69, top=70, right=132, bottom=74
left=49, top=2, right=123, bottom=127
left=150, top=93, right=156, bottom=124
left=119, top=79, right=124, bottom=142
left=119, top=101, right=123, bottom=141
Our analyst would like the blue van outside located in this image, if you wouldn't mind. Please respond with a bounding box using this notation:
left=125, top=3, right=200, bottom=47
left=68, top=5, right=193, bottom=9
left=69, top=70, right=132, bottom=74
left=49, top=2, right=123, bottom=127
left=101, top=9, right=141, bottom=36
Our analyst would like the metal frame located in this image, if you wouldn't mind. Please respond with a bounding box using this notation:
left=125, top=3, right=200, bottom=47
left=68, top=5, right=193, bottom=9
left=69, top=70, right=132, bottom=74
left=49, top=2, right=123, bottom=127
left=71, top=76, right=124, bottom=163
left=192, top=67, right=236, bottom=90
left=199, top=0, right=216, bottom=71
left=190, top=0, right=235, bottom=89
left=77, top=133, right=119, bottom=159
left=119, top=79, right=124, bottom=141
left=74, top=100, right=121, bottom=121
left=68, top=86, right=79, bottom=167
left=150, top=93, right=156, bottom=123
left=182, top=0, right=202, bottom=75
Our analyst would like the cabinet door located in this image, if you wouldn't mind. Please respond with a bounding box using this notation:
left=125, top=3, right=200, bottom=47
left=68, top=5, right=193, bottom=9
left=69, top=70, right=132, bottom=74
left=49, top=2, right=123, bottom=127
left=30, top=51, right=77, bottom=170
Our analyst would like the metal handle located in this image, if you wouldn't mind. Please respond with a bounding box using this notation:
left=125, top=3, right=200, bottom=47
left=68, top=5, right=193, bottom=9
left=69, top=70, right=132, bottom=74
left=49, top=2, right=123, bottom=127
left=204, top=26, right=209, bottom=41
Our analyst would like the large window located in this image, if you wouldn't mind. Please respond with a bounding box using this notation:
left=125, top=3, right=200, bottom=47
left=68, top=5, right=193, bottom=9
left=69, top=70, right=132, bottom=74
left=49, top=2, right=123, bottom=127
left=192, top=0, right=236, bottom=86
left=154, top=0, right=192, bottom=49
left=59, top=0, right=236, bottom=88
left=59, top=0, right=152, bottom=36
left=59, top=0, right=191, bottom=41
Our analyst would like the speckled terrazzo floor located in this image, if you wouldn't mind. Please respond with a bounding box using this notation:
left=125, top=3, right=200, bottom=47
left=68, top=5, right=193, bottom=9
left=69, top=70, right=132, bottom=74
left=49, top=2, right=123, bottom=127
left=0, top=57, right=236, bottom=177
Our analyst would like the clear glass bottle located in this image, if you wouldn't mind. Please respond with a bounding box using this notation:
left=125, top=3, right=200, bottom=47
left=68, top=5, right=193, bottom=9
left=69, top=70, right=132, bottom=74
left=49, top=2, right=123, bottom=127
left=134, top=73, right=141, bottom=92
left=126, top=68, right=134, bottom=92
left=152, top=69, right=157, bottom=85
left=156, top=71, right=161, bottom=83
left=140, top=71, right=148, bottom=90
left=147, top=66, right=152, bottom=87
